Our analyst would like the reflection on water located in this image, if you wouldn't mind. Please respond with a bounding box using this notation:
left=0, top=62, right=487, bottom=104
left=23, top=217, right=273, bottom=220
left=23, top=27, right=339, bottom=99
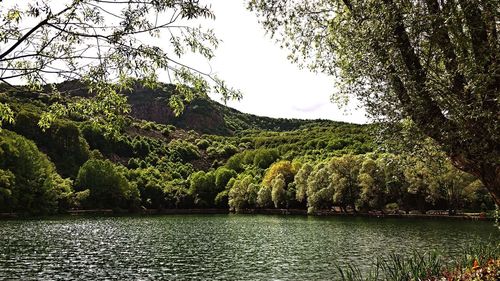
left=0, top=215, right=497, bottom=280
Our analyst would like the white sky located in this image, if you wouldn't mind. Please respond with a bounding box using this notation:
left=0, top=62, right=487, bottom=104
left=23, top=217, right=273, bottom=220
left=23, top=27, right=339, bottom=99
left=2, top=0, right=367, bottom=123
left=186, top=0, right=368, bottom=124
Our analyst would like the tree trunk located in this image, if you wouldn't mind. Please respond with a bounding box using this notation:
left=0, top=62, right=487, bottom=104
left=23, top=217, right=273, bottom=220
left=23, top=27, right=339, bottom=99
left=453, top=156, right=500, bottom=207
left=480, top=166, right=500, bottom=207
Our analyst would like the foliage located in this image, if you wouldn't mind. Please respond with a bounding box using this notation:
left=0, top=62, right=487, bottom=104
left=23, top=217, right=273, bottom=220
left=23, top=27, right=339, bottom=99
left=295, top=163, right=313, bottom=203
left=253, top=148, right=279, bottom=169
left=215, top=167, right=237, bottom=190
left=335, top=243, right=499, bottom=281
left=257, top=185, right=273, bottom=208
left=271, top=174, right=286, bottom=208
left=0, top=130, right=71, bottom=214
left=262, top=160, right=295, bottom=187
left=8, top=110, right=90, bottom=178
left=228, top=175, right=255, bottom=212
left=0, top=81, right=494, bottom=213
left=188, top=171, right=217, bottom=207
left=330, top=155, right=363, bottom=211
left=75, top=159, right=139, bottom=209
left=0, top=0, right=242, bottom=132
left=168, top=139, right=200, bottom=162
left=249, top=0, right=500, bottom=205
left=357, top=158, right=387, bottom=211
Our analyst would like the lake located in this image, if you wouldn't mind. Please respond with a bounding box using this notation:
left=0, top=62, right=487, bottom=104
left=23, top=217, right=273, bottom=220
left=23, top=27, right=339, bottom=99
left=0, top=214, right=497, bottom=280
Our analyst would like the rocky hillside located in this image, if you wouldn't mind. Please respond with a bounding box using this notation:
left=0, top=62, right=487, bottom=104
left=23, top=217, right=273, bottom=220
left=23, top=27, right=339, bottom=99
left=46, top=80, right=344, bottom=136
left=123, top=83, right=341, bottom=135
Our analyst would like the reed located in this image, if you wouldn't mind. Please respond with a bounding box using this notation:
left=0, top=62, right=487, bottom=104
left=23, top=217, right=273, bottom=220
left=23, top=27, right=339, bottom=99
left=336, top=243, right=499, bottom=281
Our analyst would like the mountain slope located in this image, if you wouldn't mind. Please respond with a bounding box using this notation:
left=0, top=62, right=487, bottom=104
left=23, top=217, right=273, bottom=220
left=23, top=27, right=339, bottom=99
left=123, top=82, right=344, bottom=135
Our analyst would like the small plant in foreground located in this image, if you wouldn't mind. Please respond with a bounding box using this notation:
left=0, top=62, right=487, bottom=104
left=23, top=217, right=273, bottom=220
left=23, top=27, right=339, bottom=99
left=336, top=243, right=499, bottom=281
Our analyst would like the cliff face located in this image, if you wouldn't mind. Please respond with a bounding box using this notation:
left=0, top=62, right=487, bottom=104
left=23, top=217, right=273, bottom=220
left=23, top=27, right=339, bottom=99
left=129, top=96, right=232, bottom=135
left=129, top=99, right=176, bottom=124
left=126, top=84, right=232, bottom=135
left=52, top=80, right=336, bottom=136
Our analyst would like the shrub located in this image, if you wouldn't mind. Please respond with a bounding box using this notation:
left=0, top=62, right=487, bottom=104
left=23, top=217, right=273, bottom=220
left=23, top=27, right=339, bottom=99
left=226, top=153, right=244, bottom=172
left=215, top=167, right=237, bottom=191
left=195, top=138, right=210, bottom=150
left=253, top=148, right=279, bottom=169
left=168, top=140, right=200, bottom=161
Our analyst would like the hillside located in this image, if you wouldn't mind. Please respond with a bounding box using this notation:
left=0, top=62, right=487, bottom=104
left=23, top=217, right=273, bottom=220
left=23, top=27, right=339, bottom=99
left=52, top=80, right=343, bottom=135
left=0, top=82, right=493, bottom=215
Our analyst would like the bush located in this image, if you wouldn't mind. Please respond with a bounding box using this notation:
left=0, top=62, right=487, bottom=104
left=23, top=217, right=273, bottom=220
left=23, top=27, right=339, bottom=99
left=168, top=140, right=200, bottom=161
left=195, top=138, right=210, bottom=150
left=253, top=149, right=279, bottom=169
left=215, top=167, right=237, bottom=191
left=226, top=153, right=244, bottom=172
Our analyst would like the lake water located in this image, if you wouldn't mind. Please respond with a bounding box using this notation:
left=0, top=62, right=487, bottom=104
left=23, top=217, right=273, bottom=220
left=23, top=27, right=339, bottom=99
left=0, top=214, right=497, bottom=280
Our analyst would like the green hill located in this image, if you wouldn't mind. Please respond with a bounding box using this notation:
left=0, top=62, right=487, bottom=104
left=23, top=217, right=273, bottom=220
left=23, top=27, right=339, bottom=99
left=0, top=81, right=493, bottom=215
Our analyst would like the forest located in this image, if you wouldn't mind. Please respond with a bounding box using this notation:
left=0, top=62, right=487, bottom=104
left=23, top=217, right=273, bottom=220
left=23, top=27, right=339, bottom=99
left=0, top=1, right=498, bottom=280
left=0, top=84, right=494, bottom=216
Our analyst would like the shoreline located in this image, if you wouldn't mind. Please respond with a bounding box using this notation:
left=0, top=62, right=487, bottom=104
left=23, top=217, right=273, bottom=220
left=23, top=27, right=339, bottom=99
left=0, top=208, right=494, bottom=221
left=237, top=209, right=494, bottom=221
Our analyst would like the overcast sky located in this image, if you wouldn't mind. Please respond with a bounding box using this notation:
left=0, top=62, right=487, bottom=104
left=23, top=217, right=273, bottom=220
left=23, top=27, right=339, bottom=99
left=4, top=0, right=367, bottom=123
left=186, top=0, right=368, bottom=124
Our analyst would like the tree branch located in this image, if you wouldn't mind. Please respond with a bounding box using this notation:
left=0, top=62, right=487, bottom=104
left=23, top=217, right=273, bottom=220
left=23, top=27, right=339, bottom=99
left=0, top=3, right=77, bottom=61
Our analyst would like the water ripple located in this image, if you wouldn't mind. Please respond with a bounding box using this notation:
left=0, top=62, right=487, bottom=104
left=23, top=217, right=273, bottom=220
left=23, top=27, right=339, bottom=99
left=0, top=215, right=497, bottom=280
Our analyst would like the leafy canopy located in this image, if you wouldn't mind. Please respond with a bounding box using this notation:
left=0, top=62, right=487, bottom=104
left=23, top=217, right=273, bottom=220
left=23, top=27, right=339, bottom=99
left=249, top=0, right=499, bottom=204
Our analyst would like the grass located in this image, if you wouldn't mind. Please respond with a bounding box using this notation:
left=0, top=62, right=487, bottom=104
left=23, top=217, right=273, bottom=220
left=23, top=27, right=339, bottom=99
left=335, top=243, right=499, bottom=281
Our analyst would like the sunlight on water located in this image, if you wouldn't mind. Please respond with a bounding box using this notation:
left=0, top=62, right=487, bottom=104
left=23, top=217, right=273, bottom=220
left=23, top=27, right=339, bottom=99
left=0, top=215, right=497, bottom=280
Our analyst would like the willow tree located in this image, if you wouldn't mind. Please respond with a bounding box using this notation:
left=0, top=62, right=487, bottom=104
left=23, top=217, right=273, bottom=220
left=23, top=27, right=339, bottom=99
left=249, top=0, right=499, bottom=205
left=0, top=0, right=240, bottom=130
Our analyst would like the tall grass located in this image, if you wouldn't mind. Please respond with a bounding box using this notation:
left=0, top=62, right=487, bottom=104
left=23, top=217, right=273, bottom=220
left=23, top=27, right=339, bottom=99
left=336, top=243, right=499, bottom=281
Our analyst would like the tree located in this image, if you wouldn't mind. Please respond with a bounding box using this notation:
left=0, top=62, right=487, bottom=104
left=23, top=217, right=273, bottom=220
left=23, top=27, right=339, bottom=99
left=214, top=167, right=237, bottom=191
left=262, top=160, right=295, bottom=187
left=249, top=0, right=500, bottom=205
left=357, top=158, right=387, bottom=211
left=436, top=164, right=473, bottom=215
left=306, top=163, right=333, bottom=213
left=127, top=167, right=169, bottom=209
left=330, top=155, right=363, bottom=212
left=294, top=162, right=313, bottom=203
left=403, top=158, right=439, bottom=213
left=380, top=154, right=412, bottom=212
left=0, top=0, right=241, bottom=130
left=271, top=174, right=286, bottom=208
left=75, top=159, right=138, bottom=209
left=228, top=175, right=254, bottom=212
left=9, top=110, right=90, bottom=178
left=188, top=171, right=216, bottom=207
left=247, top=183, right=260, bottom=207
left=257, top=185, right=273, bottom=208
left=0, top=130, right=70, bottom=214
left=253, top=149, right=279, bottom=169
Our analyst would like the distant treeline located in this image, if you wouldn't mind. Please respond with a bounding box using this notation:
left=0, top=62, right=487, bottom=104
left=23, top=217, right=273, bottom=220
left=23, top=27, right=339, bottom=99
left=0, top=92, right=494, bottom=215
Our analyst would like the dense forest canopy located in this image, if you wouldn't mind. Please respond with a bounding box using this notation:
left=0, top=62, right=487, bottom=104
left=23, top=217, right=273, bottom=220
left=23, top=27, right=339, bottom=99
left=248, top=0, right=499, bottom=205
left=0, top=1, right=497, bottom=214
left=0, top=86, right=494, bottom=215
